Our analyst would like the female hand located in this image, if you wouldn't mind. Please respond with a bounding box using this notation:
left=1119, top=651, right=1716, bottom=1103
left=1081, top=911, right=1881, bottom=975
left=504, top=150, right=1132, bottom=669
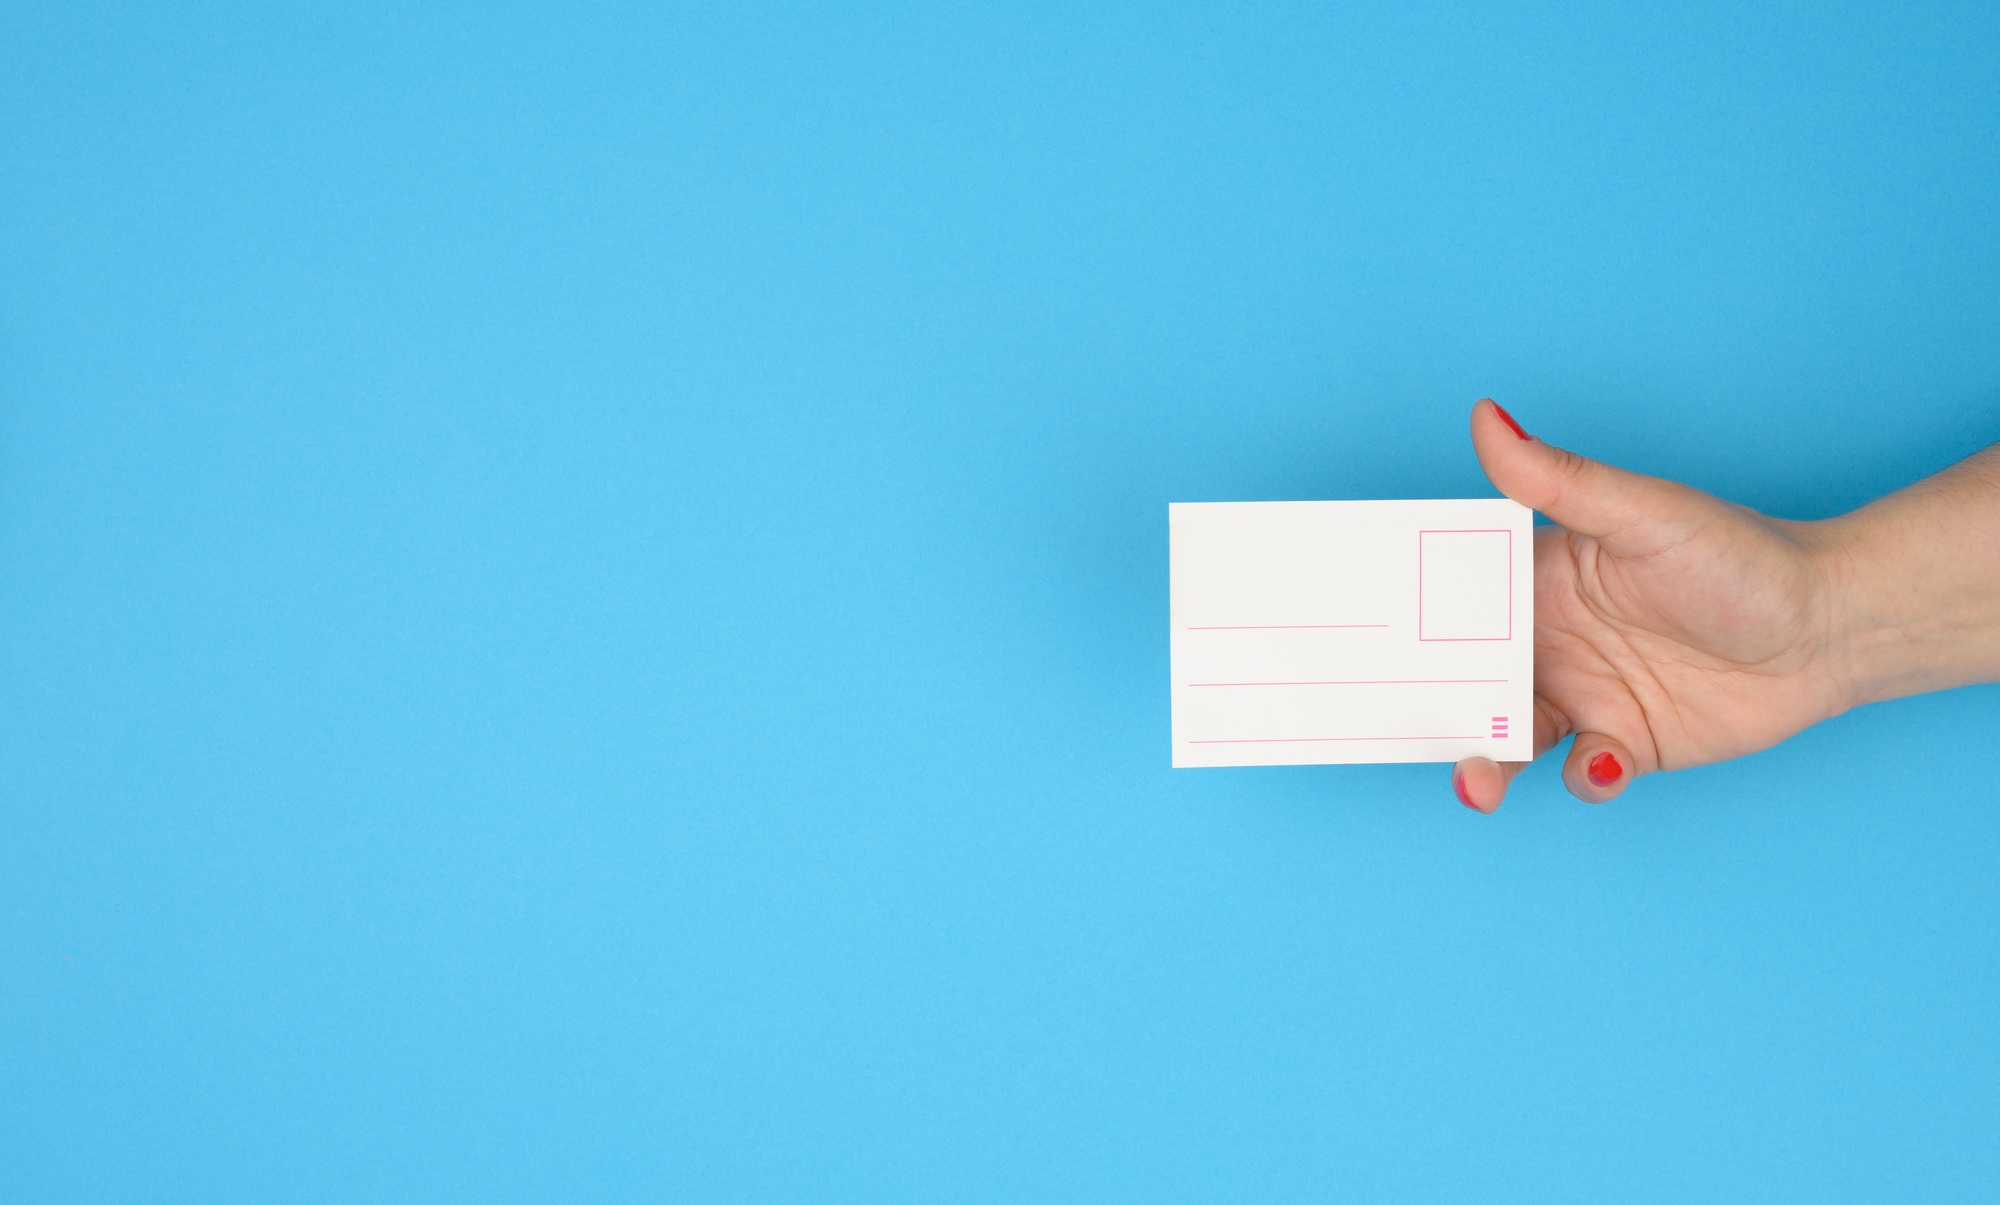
left=1451, top=399, right=2000, bottom=811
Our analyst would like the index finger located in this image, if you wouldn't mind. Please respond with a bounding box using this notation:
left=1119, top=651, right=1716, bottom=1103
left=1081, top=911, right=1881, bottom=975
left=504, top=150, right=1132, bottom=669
left=1451, top=695, right=1567, bottom=813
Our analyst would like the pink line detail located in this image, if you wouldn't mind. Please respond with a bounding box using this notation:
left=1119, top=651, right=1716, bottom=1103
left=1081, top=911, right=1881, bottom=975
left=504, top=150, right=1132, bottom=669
left=1189, top=735, right=1481, bottom=744
left=1186, top=624, right=1389, bottom=630
left=1417, top=528, right=1514, bottom=642
left=1187, top=679, right=1508, bottom=687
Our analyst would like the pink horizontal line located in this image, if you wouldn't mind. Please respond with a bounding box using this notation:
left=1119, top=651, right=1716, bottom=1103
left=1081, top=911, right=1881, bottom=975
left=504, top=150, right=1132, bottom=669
left=1189, top=735, right=1481, bottom=744
left=1185, top=624, right=1389, bottom=630
left=1188, top=679, right=1508, bottom=687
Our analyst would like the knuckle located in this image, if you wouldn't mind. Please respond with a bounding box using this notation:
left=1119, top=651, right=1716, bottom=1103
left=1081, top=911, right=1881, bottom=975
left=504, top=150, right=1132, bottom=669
left=1550, top=446, right=1594, bottom=486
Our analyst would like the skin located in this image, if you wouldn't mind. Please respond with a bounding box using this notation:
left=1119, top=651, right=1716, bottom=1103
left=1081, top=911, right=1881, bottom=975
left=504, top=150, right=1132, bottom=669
left=1452, top=399, right=2000, bottom=812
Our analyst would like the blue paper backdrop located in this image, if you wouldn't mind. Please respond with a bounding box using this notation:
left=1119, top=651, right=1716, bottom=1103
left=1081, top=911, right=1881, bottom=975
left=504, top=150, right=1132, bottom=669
left=5, top=2, right=1998, bottom=1200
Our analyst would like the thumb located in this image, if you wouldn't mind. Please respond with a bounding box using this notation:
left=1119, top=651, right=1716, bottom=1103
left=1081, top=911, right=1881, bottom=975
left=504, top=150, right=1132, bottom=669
left=1469, top=399, right=1700, bottom=553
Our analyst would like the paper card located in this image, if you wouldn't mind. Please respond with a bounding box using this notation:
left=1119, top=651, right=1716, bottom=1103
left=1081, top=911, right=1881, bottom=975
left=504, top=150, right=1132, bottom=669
left=1169, top=499, right=1533, bottom=767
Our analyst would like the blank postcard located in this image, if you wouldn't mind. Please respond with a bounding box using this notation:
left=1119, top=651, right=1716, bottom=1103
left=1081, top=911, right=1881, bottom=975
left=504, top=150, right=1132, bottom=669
left=1170, top=499, right=1534, bottom=767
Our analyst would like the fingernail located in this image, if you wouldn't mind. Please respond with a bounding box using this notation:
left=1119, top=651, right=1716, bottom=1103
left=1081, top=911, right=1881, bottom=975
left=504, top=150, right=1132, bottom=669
left=1587, top=751, right=1622, bottom=787
left=1454, top=773, right=1478, bottom=810
left=1486, top=399, right=1531, bottom=441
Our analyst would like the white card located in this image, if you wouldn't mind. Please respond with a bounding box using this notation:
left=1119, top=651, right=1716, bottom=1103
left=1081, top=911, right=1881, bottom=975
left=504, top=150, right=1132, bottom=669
left=1170, top=499, right=1533, bottom=767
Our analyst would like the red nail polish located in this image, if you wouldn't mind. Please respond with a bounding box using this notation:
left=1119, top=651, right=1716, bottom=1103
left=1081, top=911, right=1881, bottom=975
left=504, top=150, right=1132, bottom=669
left=1487, top=399, right=1531, bottom=441
left=1587, top=751, right=1622, bottom=787
left=1454, top=774, right=1478, bottom=809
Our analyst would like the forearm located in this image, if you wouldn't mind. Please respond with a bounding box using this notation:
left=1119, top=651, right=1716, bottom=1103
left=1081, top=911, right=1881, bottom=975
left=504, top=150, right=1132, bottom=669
left=1815, top=443, right=2000, bottom=708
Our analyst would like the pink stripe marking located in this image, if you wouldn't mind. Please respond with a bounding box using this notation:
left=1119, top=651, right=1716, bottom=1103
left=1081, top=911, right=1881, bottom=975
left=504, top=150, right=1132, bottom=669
left=1189, top=679, right=1507, bottom=687
left=1189, top=735, right=1482, bottom=744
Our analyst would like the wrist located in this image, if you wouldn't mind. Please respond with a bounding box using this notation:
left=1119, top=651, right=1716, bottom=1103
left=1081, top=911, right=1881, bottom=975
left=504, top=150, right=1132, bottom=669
left=1807, top=503, right=2000, bottom=710
left=1807, top=514, right=1897, bottom=712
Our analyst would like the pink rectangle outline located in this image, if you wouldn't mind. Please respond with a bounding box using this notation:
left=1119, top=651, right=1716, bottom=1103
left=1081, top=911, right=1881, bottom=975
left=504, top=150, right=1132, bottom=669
left=1417, top=528, right=1513, bottom=642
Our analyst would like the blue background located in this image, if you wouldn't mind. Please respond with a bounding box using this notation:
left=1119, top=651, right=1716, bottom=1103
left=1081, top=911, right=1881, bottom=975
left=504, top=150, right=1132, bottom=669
left=5, top=2, right=1998, bottom=1200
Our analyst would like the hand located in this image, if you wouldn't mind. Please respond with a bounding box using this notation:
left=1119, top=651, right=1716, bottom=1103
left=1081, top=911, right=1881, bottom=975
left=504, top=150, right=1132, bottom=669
left=1451, top=399, right=1853, bottom=811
